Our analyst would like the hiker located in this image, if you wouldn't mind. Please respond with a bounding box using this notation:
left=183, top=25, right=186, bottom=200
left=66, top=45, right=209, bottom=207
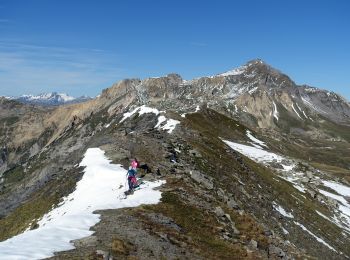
left=127, top=166, right=138, bottom=191
left=131, top=158, right=139, bottom=169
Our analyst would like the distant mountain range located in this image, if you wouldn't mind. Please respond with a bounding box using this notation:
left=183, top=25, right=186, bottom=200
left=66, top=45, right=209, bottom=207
left=3, top=92, right=91, bottom=106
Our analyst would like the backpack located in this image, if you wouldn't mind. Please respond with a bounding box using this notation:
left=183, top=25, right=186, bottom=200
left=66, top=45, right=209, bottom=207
left=127, top=168, right=136, bottom=178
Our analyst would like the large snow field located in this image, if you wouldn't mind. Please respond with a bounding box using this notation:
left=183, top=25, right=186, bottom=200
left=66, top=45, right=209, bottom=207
left=0, top=148, right=164, bottom=260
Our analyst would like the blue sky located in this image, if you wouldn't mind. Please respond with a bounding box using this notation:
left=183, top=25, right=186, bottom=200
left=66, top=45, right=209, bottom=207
left=0, top=0, right=349, bottom=99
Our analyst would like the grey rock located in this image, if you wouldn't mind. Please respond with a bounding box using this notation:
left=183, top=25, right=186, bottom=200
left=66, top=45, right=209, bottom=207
left=307, top=189, right=317, bottom=198
left=249, top=239, right=258, bottom=249
left=188, top=149, right=202, bottom=158
left=306, top=171, right=313, bottom=179
left=268, top=244, right=286, bottom=258
left=95, top=250, right=111, bottom=260
left=227, top=198, right=240, bottom=209
left=264, top=230, right=274, bottom=237
left=214, top=206, right=225, bottom=217
left=224, top=213, right=232, bottom=222
left=300, top=177, right=310, bottom=183
left=189, top=170, right=214, bottom=190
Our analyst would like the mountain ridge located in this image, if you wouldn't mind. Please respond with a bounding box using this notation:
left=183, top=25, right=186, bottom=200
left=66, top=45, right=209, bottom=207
left=3, top=92, right=92, bottom=106
left=0, top=59, right=350, bottom=259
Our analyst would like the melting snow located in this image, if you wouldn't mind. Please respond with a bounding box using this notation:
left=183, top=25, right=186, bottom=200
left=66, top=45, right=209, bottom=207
left=180, top=105, right=200, bottom=118
left=155, top=116, right=180, bottom=133
left=282, top=227, right=289, bottom=235
left=301, top=96, right=328, bottom=115
left=294, top=221, right=337, bottom=252
left=317, top=185, right=350, bottom=233
left=119, top=106, right=180, bottom=134
left=0, top=148, right=164, bottom=259
left=155, top=115, right=167, bottom=128
left=322, top=181, right=350, bottom=197
left=302, top=110, right=309, bottom=119
left=223, top=140, right=283, bottom=164
left=248, top=87, right=258, bottom=94
left=319, top=189, right=349, bottom=209
left=223, top=139, right=304, bottom=192
left=292, top=103, right=302, bottom=119
left=120, top=105, right=160, bottom=123
left=218, top=65, right=247, bottom=77
left=273, top=101, right=279, bottom=121
left=273, top=203, right=294, bottom=218
left=159, top=119, right=180, bottom=134
left=246, top=130, right=267, bottom=148
left=316, top=210, right=333, bottom=222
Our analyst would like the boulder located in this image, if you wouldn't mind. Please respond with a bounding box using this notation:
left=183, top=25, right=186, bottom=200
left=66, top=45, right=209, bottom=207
left=227, top=198, right=240, bottom=210
left=268, top=245, right=286, bottom=258
left=214, top=206, right=225, bottom=217
left=189, top=170, right=214, bottom=190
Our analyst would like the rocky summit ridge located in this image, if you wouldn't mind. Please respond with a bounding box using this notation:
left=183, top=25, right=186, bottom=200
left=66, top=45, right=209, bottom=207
left=0, top=59, right=350, bottom=259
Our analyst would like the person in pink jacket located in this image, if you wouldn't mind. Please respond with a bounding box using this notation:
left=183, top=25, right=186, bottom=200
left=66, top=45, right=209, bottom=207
left=131, top=158, right=139, bottom=169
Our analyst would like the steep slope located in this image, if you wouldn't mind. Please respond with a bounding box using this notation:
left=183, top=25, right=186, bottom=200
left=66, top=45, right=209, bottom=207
left=0, top=60, right=349, bottom=259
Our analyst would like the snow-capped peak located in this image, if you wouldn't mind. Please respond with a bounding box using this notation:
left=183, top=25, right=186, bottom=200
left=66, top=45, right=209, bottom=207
left=7, top=92, right=92, bottom=106
left=19, top=92, right=75, bottom=102
left=217, top=65, right=247, bottom=77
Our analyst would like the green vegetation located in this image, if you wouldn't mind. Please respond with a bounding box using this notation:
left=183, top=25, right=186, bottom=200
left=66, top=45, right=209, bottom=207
left=274, top=103, right=310, bottom=133
left=310, top=162, right=350, bottom=183
left=184, top=108, right=348, bottom=255
left=0, top=116, right=19, bottom=126
left=2, top=166, right=25, bottom=186
left=319, top=116, right=350, bottom=142
left=0, top=169, right=80, bottom=241
left=184, top=108, right=247, bottom=140
left=143, top=191, right=253, bottom=259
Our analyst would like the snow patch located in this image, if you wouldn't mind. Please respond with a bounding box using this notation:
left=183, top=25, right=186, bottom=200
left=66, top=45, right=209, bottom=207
left=301, top=95, right=328, bottom=115
left=155, top=115, right=167, bottom=128
left=322, top=181, right=350, bottom=197
left=223, top=140, right=283, bottom=164
left=119, top=105, right=160, bottom=123
left=0, top=148, right=164, bottom=259
left=273, top=203, right=294, bottom=218
left=248, top=87, right=258, bottom=94
left=302, top=110, right=309, bottom=119
left=294, top=221, right=337, bottom=252
left=292, top=103, right=302, bottom=119
left=155, top=116, right=180, bottom=134
left=273, top=101, right=279, bottom=121
left=218, top=65, right=247, bottom=77
left=180, top=105, right=200, bottom=118
left=160, top=119, right=180, bottom=134
left=246, top=130, right=267, bottom=148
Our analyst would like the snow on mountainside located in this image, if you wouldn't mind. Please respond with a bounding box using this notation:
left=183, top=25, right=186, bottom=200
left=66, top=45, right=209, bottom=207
left=4, top=92, right=91, bottom=106
left=0, top=148, right=164, bottom=259
left=1, top=59, right=350, bottom=259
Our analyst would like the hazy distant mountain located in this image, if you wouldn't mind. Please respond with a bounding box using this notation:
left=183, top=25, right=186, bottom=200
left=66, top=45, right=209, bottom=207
left=4, top=92, right=92, bottom=106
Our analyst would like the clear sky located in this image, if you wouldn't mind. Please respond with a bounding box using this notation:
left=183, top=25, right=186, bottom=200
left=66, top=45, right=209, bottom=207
left=0, top=0, right=349, bottom=99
